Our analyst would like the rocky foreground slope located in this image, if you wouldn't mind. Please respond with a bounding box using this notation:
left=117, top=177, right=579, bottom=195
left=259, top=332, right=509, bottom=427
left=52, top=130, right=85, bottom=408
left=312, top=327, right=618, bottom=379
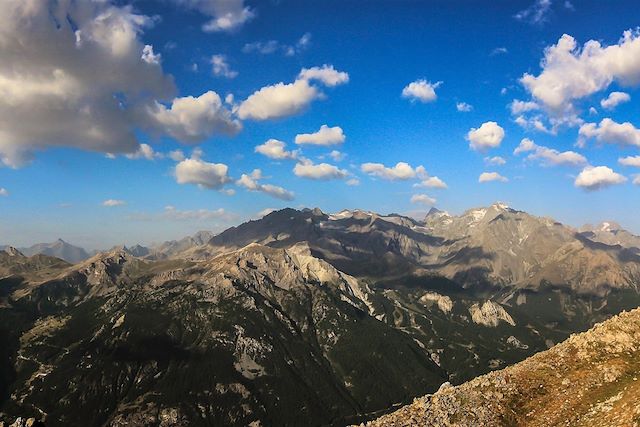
left=363, top=307, right=640, bottom=427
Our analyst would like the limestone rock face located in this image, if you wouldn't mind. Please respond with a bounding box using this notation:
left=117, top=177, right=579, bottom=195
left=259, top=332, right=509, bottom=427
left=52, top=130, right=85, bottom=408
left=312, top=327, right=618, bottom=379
left=469, top=301, right=515, bottom=327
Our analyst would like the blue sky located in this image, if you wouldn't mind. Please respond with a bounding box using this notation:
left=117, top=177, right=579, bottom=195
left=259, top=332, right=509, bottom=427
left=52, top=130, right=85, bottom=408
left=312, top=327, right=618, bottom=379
left=1, top=0, right=640, bottom=249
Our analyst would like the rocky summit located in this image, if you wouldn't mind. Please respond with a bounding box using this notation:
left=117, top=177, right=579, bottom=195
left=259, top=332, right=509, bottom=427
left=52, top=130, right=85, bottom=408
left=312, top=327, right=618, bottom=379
left=1, top=205, right=640, bottom=426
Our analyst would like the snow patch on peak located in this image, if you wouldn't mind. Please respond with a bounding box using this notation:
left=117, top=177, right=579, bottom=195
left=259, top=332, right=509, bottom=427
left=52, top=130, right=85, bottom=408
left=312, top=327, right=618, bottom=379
left=492, top=202, right=510, bottom=210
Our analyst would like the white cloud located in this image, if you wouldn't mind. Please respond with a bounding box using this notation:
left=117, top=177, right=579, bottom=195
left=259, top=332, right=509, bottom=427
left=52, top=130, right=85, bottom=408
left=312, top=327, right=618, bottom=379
left=402, top=79, right=442, bottom=103
left=484, top=156, right=507, bottom=166
left=174, top=154, right=230, bottom=189
left=456, top=102, right=473, bottom=112
left=414, top=176, right=448, bottom=189
left=141, top=45, right=161, bottom=65
left=478, top=172, right=508, bottom=183
left=210, top=54, right=238, bottom=78
left=169, top=149, right=186, bottom=162
left=619, top=156, right=640, bottom=167
left=236, top=65, right=348, bottom=121
left=236, top=79, right=319, bottom=120
left=513, top=115, right=555, bottom=134
left=574, top=166, right=627, bottom=190
left=236, top=169, right=294, bottom=200
left=490, top=47, right=508, bottom=56
left=514, top=138, right=587, bottom=166
left=295, top=125, right=345, bottom=146
left=125, top=144, right=163, bottom=160
left=467, top=121, right=505, bottom=152
left=298, top=65, right=349, bottom=87
left=515, top=0, right=552, bottom=25
left=634, top=175, right=640, bottom=185
left=172, top=0, right=255, bottom=32
left=0, top=188, right=8, bottom=197
left=103, top=199, right=126, bottom=207
left=346, top=178, right=360, bottom=186
left=600, top=91, right=631, bottom=110
left=255, top=139, right=298, bottom=160
left=521, top=30, right=640, bottom=115
left=162, top=205, right=230, bottom=220
left=578, top=118, right=640, bottom=148
left=243, top=33, right=311, bottom=56
left=328, top=150, right=345, bottom=162
left=256, top=208, right=276, bottom=218
left=0, top=1, right=178, bottom=167
left=510, top=99, right=540, bottom=115
left=361, top=162, right=425, bottom=181
left=294, top=159, right=348, bottom=180
left=147, top=91, right=241, bottom=143
left=410, top=194, right=437, bottom=206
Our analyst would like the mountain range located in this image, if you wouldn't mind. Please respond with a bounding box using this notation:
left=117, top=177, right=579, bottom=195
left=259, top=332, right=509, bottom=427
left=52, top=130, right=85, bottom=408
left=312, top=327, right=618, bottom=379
left=1, top=204, right=640, bottom=426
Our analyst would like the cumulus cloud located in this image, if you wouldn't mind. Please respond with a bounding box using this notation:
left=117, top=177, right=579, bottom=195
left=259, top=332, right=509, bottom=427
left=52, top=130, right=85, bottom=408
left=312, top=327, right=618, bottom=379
left=162, top=205, right=230, bottom=220
left=174, top=153, right=230, bottom=189
left=456, top=102, right=473, bottom=112
left=578, top=118, right=640, bottom=148
left=293, top=159, right=348, bottom=180
left=515, top=0, right=552, bottom=25
left=510, top=99, right=540, bottom=115
left=236, top=65, right=348, bottom=121
left=141, top=45, right=161, bottom=65
left=467, top=121, right=505, bottom=152
left=0, top=1, right=175, bottom=167
left=485, top=156, right=507, bottom=166
left=619, top=156, right=640, bottom=167
left=147, top=91, right=241, bottom=143
left=574, top=166, right=627, bottom=190
left=600, top=91, right=631, bottom=110
left=402, top=80, right=442, bottom=103
left=236, top=79, right=319, bottom=120
left=414, top=176, right=448, bottom=189
left=361, top=162, right=426, bottom=181
left=0, top=2, right=240, bottom=168
left=298, top=65, right=349, bottom=87
left=125, top=144, right=163, bottom=160
left=634, top=175, right=640, bottom=186
left=254, top=139, right=298, bottom=160
left=103, top=199, right=126, bottom=207
left=0, top=188, right=8, bottom=197
left=478, top=172, right=508, bottom=183
left=172, top=0, right=254, bottom=32
left=243, top=33, right=311, bottom=56
left=411, top=194, right=437, bottom=206
left=169, top=150, right=186, bottom=162
left=521, top=30, right=640, bottom=115
left=236, top=169, right=294, bottom=200
left=295, top=125, right=345, bottom=146
left=210, top=54, right=238, bottom=78
left=346, top=178, right=360, bottom=186
left=514, top=138, right=587, bottom=166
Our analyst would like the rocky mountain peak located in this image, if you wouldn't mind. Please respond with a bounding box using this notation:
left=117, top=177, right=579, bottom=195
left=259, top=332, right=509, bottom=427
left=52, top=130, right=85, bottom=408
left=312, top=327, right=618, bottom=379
left=3, top=246, right=25, bottom=257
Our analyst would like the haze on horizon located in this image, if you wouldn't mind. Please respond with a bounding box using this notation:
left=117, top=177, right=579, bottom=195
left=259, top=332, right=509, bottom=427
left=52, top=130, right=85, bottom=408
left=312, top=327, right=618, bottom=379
left=1, top=0, right=640, bottom=250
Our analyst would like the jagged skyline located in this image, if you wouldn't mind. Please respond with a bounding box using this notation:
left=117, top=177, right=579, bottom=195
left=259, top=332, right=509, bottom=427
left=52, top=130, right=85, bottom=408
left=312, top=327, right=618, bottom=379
left=1, top=1, right=640, bottom=248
